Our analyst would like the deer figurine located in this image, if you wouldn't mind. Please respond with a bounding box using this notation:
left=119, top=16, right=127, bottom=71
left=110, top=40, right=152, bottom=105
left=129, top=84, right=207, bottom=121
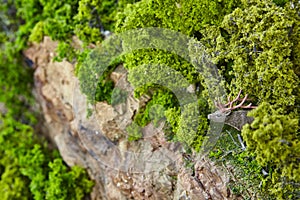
left=208, top=90, right=257, bottom=130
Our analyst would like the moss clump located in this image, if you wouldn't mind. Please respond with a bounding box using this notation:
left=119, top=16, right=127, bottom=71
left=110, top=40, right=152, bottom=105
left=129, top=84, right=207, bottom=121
left=0, top=1, right=35, bottom=119
left=0, top=113, right=94, bottom=200
left=126, top=122, right=143, bottom=141
left=242, top=102, right=299, bottom=199
left=115, top=0, right=241, bottom=36
left=0, top=1, right=94, bottom=199
left=114, top=0, right=243, bottom=149
left=202, top=0, right=300, bottom=110
left=200, top=0, right=300, bottom=197
left=74, top=0, right=140, bottom=44
left=133, top=89, right=178, bottom=127
left=209, top=125, right=277, bottom=199
left=12, top=0, right=138, bottom=63
left=95, top=78, right=115, bottom=104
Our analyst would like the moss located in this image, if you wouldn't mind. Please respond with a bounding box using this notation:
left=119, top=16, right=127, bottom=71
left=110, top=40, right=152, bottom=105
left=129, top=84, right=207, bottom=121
left=200, top=0, right=300, bottom=197
left=12, top=0, right=138, bottom=64
left=126, top=122, right=143, bottom=141
left=0, top=1, right=94, bottom=199
left=46, top=159, right=94, bottom=200
left=134, top=88, right=178, bottom=127
left=74, top=0, right=140, bottom=44
left=0, top=2, right=34, bottom=118
left=5, top=0, right=299, bottom=198
left=114, top=0, right=243, bottom=149
left=209, top=125, right=270, bottom=199
left=111, top=88, right=128, bottom=106
left=115, top=0, right=241, bottom=36
left=114, top=1, right=299, bottom=197
left=0, top=113, right=94, bottom=200
left=271, top=0, right=289, bottom=7
left=242, top=102, right=299, bottom=198
left=202, top=0, right=300, bottom=110
left=28, top=21, right=45, bottom=43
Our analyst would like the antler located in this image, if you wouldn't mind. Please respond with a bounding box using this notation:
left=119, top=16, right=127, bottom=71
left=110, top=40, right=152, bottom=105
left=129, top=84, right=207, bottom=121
left=215, top=90, right=257, bottom=113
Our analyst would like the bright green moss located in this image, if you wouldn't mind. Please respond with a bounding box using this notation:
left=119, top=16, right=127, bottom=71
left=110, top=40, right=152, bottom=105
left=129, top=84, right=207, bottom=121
left=46, top=159, right=94, bottom=200
left=74, top=0, right=104, bottom=44
left=0, top=2, right=94, bottom=199
left=114, top=0, right=243, bottom=149
left=28, top=21, right=45, bottom=43
left=165, top=107, right=181, bottom=134
left=0, top=113, right=94, bottom=200
left=164, top=95, right=209, bottom=151
left=12, top=0, right=137, bottom=64
left=125, top=49, right=200, bottom=90
left=242, top=102, right=299, bottom=198
left=0, top=163, right=31, bottom=199
left=13, top=0, right=78, bottom=49
left=115, top=0, right=241, bottom=36
left=202, top=0, right=300, bottom=110
left=74, top=0, right=140, bottom=45
left=54, top=41, right=78, bottom=62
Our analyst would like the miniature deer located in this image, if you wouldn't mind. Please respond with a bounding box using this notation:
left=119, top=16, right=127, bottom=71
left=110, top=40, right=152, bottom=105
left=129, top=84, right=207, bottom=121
left=208, top=90, right=257, bottom=123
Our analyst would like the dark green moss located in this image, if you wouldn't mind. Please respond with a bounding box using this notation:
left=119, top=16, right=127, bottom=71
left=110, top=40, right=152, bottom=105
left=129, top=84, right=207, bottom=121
left=134, top=88, right=178, bottom=127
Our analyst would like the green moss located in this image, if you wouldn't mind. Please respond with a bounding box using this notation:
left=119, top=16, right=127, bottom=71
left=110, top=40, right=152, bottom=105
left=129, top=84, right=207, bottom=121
left=28, top=21, right=45, bottom=43
left=111, top=88, right=128, bottom=106
left=242, top=102, right=299, bottom=198
left=95, top=78, right=115, bottom=104
left=11, top=0, right=138, bottom=64
left=202, top=0, right=300, bottom=110
left=164, top=95, right=209, bottom=151
left=115, top=0, right=243, bottom=96
left=93, top=59, right=123, bottom=104
left=200, top=0, right=300, bottom=197
left=0, top=2, right=94, bottom=199
left=115, top=0, right=241, bottom=36
left=209, top=125, right=270, bottom=199
left=272, top=0, right=289, bottom=7
left=114, top=0, right=243, bottom=149
left=176, top=101, right=209, bottom=149
left=126, top=122, right=143, bottom=141
left=0, top=113, right=94, bottom=200
left=0, top=13, right=34, bottom=119
left=74, top=0, right=140, bottom=44
left=134, top=89, right=178, bottom=127
left=6, top=0, right=299, bottom=198
left=46, top=159, right=94, bottom=200
left=54, top=41, right=78, bottom=62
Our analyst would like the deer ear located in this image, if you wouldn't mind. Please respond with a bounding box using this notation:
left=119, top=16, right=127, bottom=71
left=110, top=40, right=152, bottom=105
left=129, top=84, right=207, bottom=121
left=224, top=110, right=231, bottom=116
